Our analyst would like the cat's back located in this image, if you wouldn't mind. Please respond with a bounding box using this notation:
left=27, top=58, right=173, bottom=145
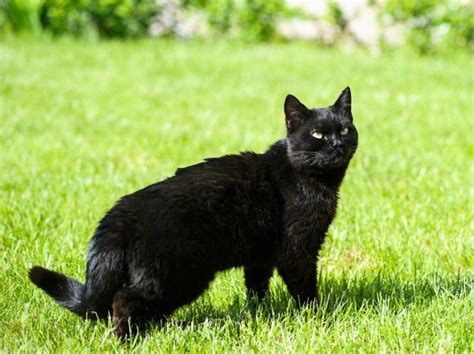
left=157, top=151, right=268, bottom=194
left=122, top=152, right=278, bottom=229
left=174, top=152, right=264, bottom=180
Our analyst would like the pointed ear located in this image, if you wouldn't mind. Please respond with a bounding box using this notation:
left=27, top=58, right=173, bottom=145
left=333, top=86, right=351, bottom=112
left=284, top=94, right=310, bottom=133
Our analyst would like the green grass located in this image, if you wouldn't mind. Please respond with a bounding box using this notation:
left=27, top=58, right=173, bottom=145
left=1, top=37, right=473, bottom=352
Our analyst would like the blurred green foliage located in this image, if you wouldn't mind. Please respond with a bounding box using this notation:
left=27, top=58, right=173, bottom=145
left=0, top=0, right=472, bottom=53
left=182, top=0, right=234, bottom=34
left=327, top=1, right=347, bottom=33
left=184, top=0, right=286, bottom=41
left=0, top=0, right=42, bottom=34
left=1, top=0, right=158, bottom=38
left=237, top=0, right=285, bottom=41
left=39, top=0, right=95, bottom=37
left=384, top=0, right=474, bottom=53
left=90, top=0, right=158, bottom=37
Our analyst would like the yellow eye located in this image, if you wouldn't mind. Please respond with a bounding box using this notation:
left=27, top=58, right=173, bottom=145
left=312, top=131, right=323, bottom=139
left=341, top=127, right=349, bottom=135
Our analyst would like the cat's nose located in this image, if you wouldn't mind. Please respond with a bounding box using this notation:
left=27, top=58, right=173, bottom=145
left=331, top=138, right=343, bottom=147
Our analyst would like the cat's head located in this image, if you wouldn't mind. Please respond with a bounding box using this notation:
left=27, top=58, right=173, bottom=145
left=284, top=87, right=358, bottom=173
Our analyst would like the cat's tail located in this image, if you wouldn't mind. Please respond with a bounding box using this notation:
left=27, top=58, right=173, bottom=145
left=29, top=216, right=128, bottom=319
left=29, top=209, right=131, bottom=319
left=28, top=266, right=87, bottom=317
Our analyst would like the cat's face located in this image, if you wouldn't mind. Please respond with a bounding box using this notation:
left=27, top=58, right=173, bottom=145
left=284, top=87, right=358, bottom=172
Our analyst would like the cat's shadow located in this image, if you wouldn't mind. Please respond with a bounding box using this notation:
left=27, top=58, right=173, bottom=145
left=158, top=271, right=470, bottom=331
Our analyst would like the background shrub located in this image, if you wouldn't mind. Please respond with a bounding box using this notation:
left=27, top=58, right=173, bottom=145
left=39, top=0, right=158, bottom=38
left=91, top=0, right=158, bottom=38
left=0, top=0, right=472, bottom=53
left=40, top=0, right=95, bottom=37
left=183, top=0, right=235, bottom=34
left=237, top=0, right=285, bottom=41
left=384, top=0, right=474, bottom=53
left=0, top=0, right=42, bottom=34
left=183, top=0, right=286, bottom=41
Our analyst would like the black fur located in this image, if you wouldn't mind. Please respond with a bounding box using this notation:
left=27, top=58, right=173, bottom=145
left=29, top=88, right=358, bottom=338
left=29, top=266, right=86, bottom=315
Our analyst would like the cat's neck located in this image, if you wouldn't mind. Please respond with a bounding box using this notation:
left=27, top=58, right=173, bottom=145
left=264, top=139, right=348, bottom=191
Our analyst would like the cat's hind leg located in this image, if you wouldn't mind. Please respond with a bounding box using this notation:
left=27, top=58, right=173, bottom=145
left=112, top=287, right=168, bottom=338
left=244, top=264, right=274, bottom=300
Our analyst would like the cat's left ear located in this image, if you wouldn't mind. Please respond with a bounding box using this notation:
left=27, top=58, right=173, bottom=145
left=333, top=87, right=352, bottom=119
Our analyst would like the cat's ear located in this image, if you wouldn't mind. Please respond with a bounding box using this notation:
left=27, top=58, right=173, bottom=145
left=333, top=87, right=352, bottom=117
left=284, top=94, right=310, bottom=133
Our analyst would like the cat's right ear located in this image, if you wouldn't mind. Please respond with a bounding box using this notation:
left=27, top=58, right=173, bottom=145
left=284, top=94, right=310, bottom=133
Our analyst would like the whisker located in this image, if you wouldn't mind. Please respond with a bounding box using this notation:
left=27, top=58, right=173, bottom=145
left=287, top=151, right=319, bottom=155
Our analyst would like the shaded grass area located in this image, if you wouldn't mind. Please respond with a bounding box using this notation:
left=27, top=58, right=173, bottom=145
left=1, top=38, right=473, bottom=352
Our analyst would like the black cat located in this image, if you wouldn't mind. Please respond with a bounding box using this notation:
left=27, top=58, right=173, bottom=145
left=29, top=87, right=358, bottom=338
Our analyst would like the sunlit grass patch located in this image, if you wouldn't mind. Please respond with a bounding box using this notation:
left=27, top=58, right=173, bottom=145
left=0, top=38, right=472, bottom=352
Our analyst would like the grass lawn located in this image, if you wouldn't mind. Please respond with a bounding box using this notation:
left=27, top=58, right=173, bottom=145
left=1, top=37, right=472, bottom=352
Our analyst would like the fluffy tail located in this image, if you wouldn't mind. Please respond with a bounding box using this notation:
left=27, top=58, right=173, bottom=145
left=29, top=210, right=130, bottom=319
left=29, top=266, right=87, bottom=317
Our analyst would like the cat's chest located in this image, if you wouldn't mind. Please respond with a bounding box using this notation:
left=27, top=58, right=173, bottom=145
left=285, top=181, right=338, bottom=227
left=296, top=181, right=336, bottom=205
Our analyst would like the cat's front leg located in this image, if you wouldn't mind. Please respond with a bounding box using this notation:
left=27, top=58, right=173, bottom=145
left=244, top=264, right=274, bottom=300
left=277, top=251, right=319, bottom=306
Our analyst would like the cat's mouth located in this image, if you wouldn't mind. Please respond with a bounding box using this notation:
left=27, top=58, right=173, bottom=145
left=330, top=147, right=357, bottom=166
left=288, top=147, right=356, bottom=171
